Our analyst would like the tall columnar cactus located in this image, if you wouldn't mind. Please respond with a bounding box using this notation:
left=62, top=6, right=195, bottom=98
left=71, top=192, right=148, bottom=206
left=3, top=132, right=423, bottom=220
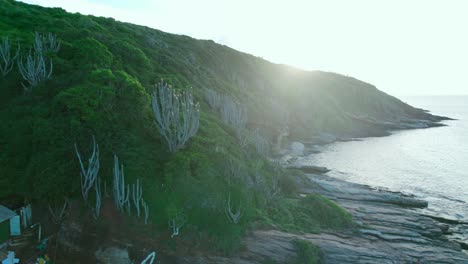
left=141, top=252, right=156, bottom=264
left=34, top=32, right=60, bottom=54
left=142, top=199, right=149, bottom=224
left=225, top=192, right=243, bottom=224
left=251, top=129, right=270, bottom=156
left=252, top=161, right=265, bottom=187
left=204, top=89, right=251, bottom=143
left=204, top=88, right=223, bottom=110
left=205, top=89, right=246, bottom=132
left=74, top=136, right=100, bottom=202
left=270, top=100, right=289, bottom=153
left=18, top=50, right=52, bottom=92
left=113, top=155, right=130, bottom=212
left=132, top=179, right=143, bottom=217
left=169, top=211, right=187, bottom=238
left=0, top=37, right=19, bottom=77
left=220, top=95, right=247, bottom=138
left=152, top=80, right=200, bottom=152
left=93, top=177, right=102, bottom=219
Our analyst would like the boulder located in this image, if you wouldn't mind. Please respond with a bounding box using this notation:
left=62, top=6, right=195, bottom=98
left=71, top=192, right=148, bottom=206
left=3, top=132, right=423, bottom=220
left=289, top=142, right=305, bottom=156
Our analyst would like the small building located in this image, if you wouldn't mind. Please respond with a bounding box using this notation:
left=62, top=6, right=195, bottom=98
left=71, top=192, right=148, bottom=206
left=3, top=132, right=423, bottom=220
left=0, top=206, right=17, bottom=246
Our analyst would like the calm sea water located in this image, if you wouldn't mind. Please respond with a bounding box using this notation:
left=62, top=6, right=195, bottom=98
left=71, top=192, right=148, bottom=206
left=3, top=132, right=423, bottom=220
left=306, top=95, right=468, bottom=241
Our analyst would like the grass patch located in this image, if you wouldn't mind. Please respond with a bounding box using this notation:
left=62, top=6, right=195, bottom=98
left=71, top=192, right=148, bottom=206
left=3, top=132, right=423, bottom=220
left=300, top=194, right=353, bottom=229
left=262, top=194, right=353, bottom=233
left=292, top=239, right=324, bottom=264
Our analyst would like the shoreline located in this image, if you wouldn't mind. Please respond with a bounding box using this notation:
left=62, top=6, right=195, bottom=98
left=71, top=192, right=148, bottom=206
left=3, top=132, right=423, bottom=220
left=300, top=117, right=468, bottom=235
left=179, top=159, right=468, bottom=263
left=178, top=137, right=468, bottom=263
left=275, top=118, right=468, bottom=259
left=284, top=123, right=468, bottom=254
left=299, top=169, right=468, bottom=261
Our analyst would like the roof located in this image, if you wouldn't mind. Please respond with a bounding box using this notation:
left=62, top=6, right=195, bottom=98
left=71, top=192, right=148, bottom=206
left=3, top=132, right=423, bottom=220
left=0, top=205, right=17, bottom=222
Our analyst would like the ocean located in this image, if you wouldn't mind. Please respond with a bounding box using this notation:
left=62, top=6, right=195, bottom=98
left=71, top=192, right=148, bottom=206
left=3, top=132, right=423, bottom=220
left=304, top=95, right=468, bottom=243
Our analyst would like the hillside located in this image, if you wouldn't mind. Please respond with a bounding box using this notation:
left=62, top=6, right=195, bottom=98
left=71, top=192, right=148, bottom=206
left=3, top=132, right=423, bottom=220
left=0, top=0, right=448, bottom=262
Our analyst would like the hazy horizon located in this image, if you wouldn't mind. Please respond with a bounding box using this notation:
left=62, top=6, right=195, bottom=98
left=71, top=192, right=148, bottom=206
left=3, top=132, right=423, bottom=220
left=21, top=0, right=468, bottom=97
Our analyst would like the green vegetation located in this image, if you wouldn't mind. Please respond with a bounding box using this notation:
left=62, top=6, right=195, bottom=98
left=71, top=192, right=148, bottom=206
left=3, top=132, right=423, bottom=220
left=293, top=239, right=324, bottom=264
left=2, top=0, right=436, bottom=258
left=261, top=239, right=324, bottom=264
left=259, top=194, right=353, bottom=234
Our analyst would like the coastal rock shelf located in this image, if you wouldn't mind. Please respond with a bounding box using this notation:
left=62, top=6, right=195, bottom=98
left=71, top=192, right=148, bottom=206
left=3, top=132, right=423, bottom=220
left=302, top=173, right=468, bottom=263
left=178, top=171, right=468, bottom=263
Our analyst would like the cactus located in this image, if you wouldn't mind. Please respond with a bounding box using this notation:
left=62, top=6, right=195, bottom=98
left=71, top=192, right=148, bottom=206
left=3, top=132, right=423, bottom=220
left=204, top=89, right=251, bottom=142
left=93, top=177, right=102, bottom=219
left=18, top=49, right=52, bottom=92
left=225, top=192, right=243, bottom=224
left=74, top=136, right=100, bottom=202
left=169, top=211, right=186, bottom=238
left=142, top=199, right=149, bottom=224
left=152, top=80, right=200, bottom=152
left=220, top=95, right=247, bottom=138
left=0, top=37, right=19, bottom=77
left=132, top=179, right=143, bottom=217
left=204, top=88, right=223, bottom=110
left=34, top=32, right=60, bottom=54
left=251, top=129, right=270, bottom=156
left=141, top=252, right=156, bottom=264
left=113, top=155, right=130, bottom=212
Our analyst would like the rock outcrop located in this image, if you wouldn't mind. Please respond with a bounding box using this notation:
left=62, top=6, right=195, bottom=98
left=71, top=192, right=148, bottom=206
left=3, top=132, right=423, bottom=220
left=286, top=165, right=331, bottom=175
left=95, top=247, right=132, bottom=264
left=178, top=169, right=468, bottom=263
left=301, top=173, right=468, bottom=263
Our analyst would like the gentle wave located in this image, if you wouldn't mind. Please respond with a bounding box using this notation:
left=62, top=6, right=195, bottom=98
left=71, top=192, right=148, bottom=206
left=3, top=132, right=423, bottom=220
left=305, top=95, right=468, bottom=241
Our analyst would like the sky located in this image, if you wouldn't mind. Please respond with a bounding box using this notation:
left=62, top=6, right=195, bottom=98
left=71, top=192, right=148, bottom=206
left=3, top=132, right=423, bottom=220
left=22, top=0, right=468, bottom=96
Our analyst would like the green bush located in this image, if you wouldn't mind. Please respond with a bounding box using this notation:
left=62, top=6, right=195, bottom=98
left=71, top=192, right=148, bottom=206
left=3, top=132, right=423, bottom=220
left=263, top=194, right=353, bottom=233
left=73, top=37, right=113, bottom=69
left=293, top=239, right=324, bottom=264
left=300, top=194, right=353, bottom=230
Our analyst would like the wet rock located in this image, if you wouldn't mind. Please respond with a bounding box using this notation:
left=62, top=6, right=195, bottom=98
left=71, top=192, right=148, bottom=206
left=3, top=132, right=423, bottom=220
left=460, top=241, right=468, bottom=250
left=95, top=247, right=132, bottom=264
left=309, top=133, right=338, bottom=144
left=179, top=228, right=468, bottom=264
left=289, top=142, right=305, bottom=156
left=300, top=173, right=468, bottom=263
left=424, top=214, right=468, bottom=225
left=286, top=165, right=330, bottom=174
left=304, top=173, right=428, bottom=208
left=277, top=154, right=296, bottom=165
